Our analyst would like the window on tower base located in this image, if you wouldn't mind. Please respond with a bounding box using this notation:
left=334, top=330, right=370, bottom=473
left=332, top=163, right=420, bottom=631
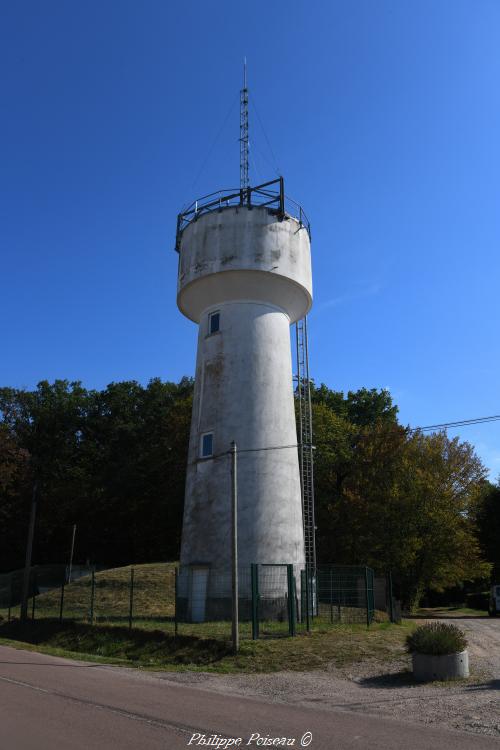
left=200, top=432, right=214, bottom=458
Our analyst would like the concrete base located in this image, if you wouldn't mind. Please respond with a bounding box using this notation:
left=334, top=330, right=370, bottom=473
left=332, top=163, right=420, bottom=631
left=412, top=650, right=469, bottom=682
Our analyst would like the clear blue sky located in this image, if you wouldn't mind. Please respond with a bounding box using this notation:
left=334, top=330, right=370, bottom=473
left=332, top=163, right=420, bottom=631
left=1, top=1, right=499, bottom=477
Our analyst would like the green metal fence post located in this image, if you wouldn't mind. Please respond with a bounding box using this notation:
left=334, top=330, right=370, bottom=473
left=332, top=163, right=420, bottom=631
left=287, top=565, right=296, bottom=637
left=128, top=567, right=134, bottom=630
left=251, top=564, right=259, bottom=640
left=305, top=568, right=311, bottom=633
left=90, top=568, right=95, bottom=625
left=386, top=571, right=394, bottom=622
left=59, top=580, right=65, bottom=623
left=330, top=568, right=333, bottom=624
left=8, top=574, right=12, bottom=622
left=300, top=570, right=305, bottom=624
left=31, top=568, right=36, bottom=620
left=365, top=567, right=370, bottom=628
left=174, top=567, right=178, bottom=637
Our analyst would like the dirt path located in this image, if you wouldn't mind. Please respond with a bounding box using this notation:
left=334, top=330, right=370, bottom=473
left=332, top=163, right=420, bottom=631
left=156, top=618, right=500, bottom=740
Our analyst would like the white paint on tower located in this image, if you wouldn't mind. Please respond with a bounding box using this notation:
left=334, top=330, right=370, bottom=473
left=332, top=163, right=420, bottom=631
left=176, top=197, right=312, bottom=618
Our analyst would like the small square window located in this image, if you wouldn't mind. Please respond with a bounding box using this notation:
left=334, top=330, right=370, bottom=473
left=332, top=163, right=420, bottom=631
left=201, top=432, right=214, bottom=458
left=208, top=311, right=220, bottom=335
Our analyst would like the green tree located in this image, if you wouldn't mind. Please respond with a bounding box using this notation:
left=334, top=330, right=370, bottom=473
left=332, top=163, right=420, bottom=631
left=476, top=480, right=500, bottom=580
left=0, top=378, right=194, bottom=570
left=310, top=388, right=490, bottom=609
left=0, top=425, right=32, bottom=570
left=394, top=432, right=491, bottom=610
left=310, top=384, right=398, bottom=426
left=0, top=380, right=92, bottom=567
left=79, top=377, right=192, bottom=563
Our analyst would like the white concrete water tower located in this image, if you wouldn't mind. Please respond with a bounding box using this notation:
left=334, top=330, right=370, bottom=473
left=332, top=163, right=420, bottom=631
left=175, top=73, right=313, bottom=621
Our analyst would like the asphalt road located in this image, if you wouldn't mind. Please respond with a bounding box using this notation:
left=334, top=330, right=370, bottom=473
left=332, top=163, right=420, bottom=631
left=0, top=644, right=499, bottom=750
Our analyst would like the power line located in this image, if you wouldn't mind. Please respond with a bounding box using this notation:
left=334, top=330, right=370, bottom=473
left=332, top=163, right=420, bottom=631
left=409, top=414, right=500, bottom=433
left=186, top=413, right=500, bottom=466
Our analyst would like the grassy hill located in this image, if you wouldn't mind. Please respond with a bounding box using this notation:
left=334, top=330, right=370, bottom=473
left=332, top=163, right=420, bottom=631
left=2, top=562, right=176, bottom=623
left=0, top=562, right=415, bottom=673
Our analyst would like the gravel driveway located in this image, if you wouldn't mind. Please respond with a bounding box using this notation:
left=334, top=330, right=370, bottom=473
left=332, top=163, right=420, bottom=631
left=155, top=618, right=500, bottom=740
left=458, top=618, right=500, bottom=677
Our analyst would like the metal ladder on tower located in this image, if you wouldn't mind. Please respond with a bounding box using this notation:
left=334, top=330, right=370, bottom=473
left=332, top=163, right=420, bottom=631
left=295, top=316, right=316, bottom=573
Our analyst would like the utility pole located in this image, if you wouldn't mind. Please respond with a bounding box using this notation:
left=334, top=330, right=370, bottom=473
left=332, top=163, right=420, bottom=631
left=231, top=441, right=239, bottom=653
left=20, top=481, right=38, bottom=621
left=68, top=524, right=77, bottom=583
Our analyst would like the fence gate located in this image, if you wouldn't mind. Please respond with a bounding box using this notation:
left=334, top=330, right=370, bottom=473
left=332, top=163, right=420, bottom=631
left=251, top=564, right=296, bottom=638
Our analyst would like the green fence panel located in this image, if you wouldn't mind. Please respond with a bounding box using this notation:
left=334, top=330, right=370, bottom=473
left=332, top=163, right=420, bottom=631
left=311, top=565, right=377, bottom=626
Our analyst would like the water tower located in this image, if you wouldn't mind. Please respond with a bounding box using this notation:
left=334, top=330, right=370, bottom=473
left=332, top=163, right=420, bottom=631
left=175, top=69, right=314, bottom=621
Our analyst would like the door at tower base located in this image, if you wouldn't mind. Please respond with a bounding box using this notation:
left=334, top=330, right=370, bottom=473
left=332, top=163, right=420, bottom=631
left=189, top=566, right=209, bottom=622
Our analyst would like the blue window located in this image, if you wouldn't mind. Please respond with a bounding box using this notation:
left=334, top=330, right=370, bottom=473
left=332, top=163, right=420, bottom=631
left=209, top=311, right=220, bottom=335
left=201, top=432, right=213, bottom=458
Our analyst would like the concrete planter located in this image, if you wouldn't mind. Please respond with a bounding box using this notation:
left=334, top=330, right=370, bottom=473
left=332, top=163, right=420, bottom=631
left=412, top=650, right=469, bottom=682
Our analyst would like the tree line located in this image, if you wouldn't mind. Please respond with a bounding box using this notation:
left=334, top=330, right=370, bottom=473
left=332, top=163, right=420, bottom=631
left=0, top=378, right=498, bottom=609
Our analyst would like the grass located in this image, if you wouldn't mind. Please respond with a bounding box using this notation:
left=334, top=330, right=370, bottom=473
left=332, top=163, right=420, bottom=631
left=2, top=563, right=177, bottom=623
left=0, top=562, right=414, bottom=673
left=0, top=618, right=414, bottom=674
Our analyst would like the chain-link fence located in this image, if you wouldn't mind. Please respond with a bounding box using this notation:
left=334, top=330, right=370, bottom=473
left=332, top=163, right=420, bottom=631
left=0, top=562, right=399, bottom=638
left=0, top=564, right=176, bottom=628
left=314, top=565, right=375, bottom=626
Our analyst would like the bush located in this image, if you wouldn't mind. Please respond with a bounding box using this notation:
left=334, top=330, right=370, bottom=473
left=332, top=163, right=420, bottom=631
left=406, top=623, right=467, bottom=656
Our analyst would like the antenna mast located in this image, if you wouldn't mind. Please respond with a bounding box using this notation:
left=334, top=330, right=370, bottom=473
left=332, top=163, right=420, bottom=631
left=240, top=59, right=249, bottom=190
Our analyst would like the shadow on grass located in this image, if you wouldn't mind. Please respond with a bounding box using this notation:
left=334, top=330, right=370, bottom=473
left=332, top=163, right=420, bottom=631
left=0, top=618, right=233, bottom=666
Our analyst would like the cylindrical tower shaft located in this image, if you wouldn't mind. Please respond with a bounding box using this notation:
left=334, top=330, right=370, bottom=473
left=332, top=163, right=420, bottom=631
left=181, top=300, right=304, bottom=569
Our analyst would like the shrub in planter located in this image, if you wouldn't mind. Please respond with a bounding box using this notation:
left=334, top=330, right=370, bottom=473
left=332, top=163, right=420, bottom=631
left=407, top=623, right=467, bottom=655
left=406, top=623, right=469, bottom=681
